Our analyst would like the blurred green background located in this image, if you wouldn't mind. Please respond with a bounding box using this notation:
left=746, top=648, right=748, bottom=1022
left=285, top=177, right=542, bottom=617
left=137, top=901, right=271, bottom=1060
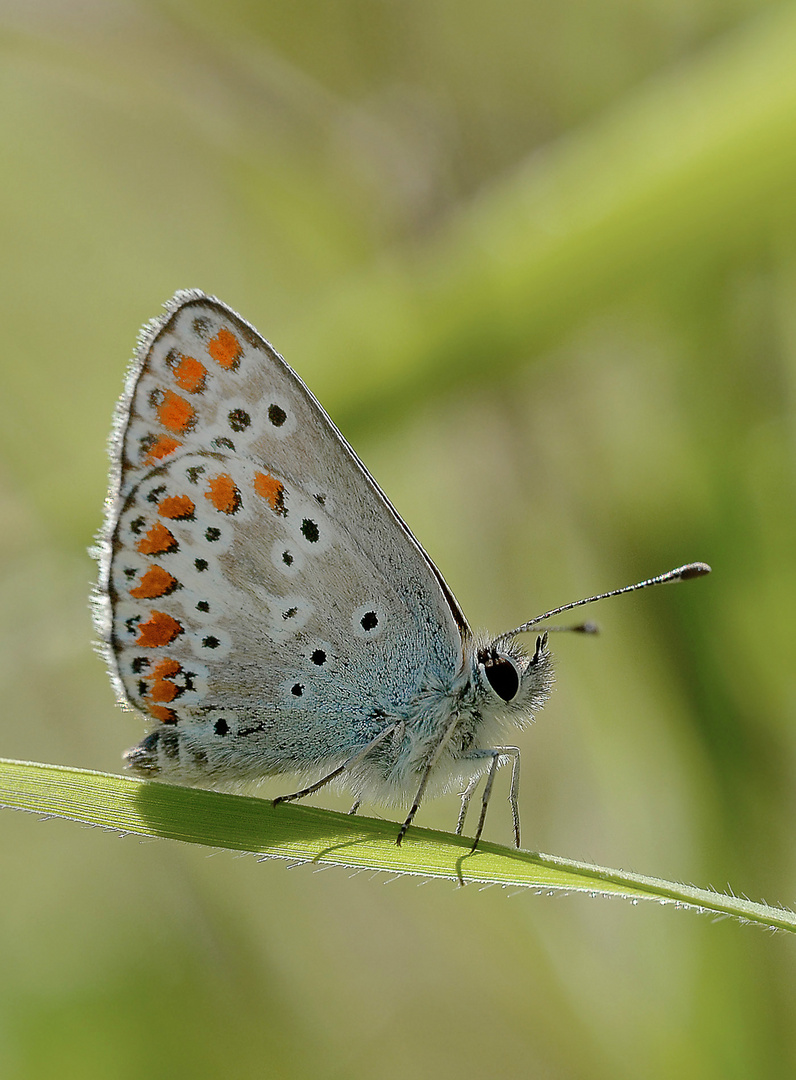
left=2, top=1, right=796, bottom=1077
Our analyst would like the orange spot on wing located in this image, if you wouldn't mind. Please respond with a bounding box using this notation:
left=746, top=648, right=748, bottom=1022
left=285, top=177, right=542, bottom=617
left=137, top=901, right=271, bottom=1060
left=149, top=705, right=178, bottom=724
left=205, top=473, right=241, bottom=515
left=136, top=522, right=178, bottom=555
left=151, top=681, right=178, bottom=703
left=152, top=657, right=181, bottom=678
left=147, top=657, right=183, bottom=703
left=208, top=327, right=242, bottom=369
left=158, top=494, right=195, bottom=520
left=143, top=434, right=181, bottom=464
left=136, top=611, right=184, bottom=647
left=173, top=354, right=207, bottom=393
left=157, top=390, right=196, bottom=434
left=130, top=566, right=179, bottom=599
left=254, top=471, right=286, bottom=514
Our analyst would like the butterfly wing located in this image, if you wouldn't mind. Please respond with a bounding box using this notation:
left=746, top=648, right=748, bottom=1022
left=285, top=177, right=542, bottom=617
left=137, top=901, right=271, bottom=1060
left=95, top=291, right=469, bottom=780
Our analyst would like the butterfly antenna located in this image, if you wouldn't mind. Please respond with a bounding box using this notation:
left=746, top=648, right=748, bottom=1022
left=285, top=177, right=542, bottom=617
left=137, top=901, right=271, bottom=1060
left=497, top=562, right=711, bottom=642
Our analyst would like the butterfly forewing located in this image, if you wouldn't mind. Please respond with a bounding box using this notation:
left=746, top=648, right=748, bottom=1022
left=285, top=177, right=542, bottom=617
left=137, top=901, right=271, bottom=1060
left=101, top=292, right=466, bottom=752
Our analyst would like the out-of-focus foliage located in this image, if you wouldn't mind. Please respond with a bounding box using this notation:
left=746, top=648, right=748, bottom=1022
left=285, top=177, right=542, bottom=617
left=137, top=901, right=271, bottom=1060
left=1, top=2, right=795, bottom=1078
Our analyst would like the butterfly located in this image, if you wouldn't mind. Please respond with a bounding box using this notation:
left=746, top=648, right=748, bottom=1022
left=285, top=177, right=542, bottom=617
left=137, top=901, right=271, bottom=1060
left=94, top=290, right=709, bottom=849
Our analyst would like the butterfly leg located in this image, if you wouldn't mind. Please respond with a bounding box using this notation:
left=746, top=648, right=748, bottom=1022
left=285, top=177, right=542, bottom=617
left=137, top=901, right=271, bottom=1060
left=397, top=713, right=462, bottom=846
left=273, top=722, right=399, bottom=807
left=455, top=773, right=481, bottom=836
left=460, top=746, right=521, bottom=850
left=348, top=798, right=362, bottom=816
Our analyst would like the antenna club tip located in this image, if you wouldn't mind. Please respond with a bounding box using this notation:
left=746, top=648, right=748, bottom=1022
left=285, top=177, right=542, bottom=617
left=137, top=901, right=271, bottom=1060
left=575, top=621, right=600, bottom=634
left=675, top=562, right=712, bottom=581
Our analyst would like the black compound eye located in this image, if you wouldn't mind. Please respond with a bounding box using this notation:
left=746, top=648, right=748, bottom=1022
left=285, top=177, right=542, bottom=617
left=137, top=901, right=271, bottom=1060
left=481, top=653, right=520, bottom=702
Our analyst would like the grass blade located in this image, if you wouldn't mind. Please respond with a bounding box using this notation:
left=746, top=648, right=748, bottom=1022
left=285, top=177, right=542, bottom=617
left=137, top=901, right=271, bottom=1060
left=0, top=758, right=792, bottom=930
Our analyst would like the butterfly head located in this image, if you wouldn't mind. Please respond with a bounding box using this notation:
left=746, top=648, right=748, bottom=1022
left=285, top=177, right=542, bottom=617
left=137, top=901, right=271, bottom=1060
left=472, top=630, right=553, bottom=720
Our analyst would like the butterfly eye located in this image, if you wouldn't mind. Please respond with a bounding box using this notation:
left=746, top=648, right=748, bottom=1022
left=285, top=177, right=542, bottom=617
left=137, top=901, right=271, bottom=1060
left=478, top=649, right=520, bottom=702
